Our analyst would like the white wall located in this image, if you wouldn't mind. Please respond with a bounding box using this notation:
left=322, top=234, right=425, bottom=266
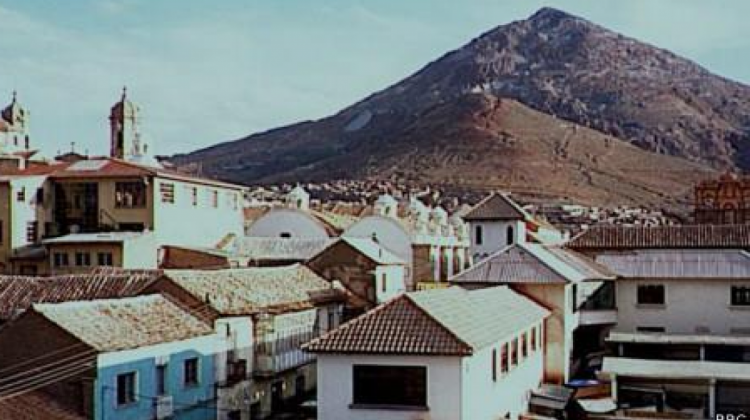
left=461, top=324, right=545, bottom=420
left=9, top=176, right=46, bottom=248
left=616, top=279, right=750, bottom=335
left=316, top=354, right=462, bottom=420
left=246, top=208, right=330, bottom=238
left=345, top=216, right=414, bottom=285
left=374, top=265, right=406, bottom=302
left=469, top=220, right=525, bottom=261
left=122, top=232, right=158, bottom=269
left=153, top=178, right=244, bottom=249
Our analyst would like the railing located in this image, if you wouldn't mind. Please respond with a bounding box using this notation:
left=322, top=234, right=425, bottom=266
left=253, top=329, right=318, bottom=377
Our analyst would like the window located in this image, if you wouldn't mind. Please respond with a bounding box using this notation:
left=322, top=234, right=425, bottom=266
left=97, top=252, right=113, bottom=266
left=530, top=327, right=537, bottom=352
left=506, top=225, right=514, bottom=245
left=116, top=372, right=137, bottom=406
left=352, top=365, right=426, bottom=408
left=156, top=364, right=167, bottom=396
left=475, top=225, right=483, bottom=245
left=189, top=187, right=198, bottom=206
left=35, top=188, right=44, bottom=205
left=637, top=326, right=665, bottom=333
left=637, top=284, right=665, bottom=305
left=75, top=252, right=91, bottom=266
left=184, top=358, right=199, bottom=387
left=731, top=286, right=750, bottom=306
left=511, top=338, right=518, bottom=366
left=160, top=183, right=175, bottom=204
left=53, top=252, right=69, bottom=267
left=115, top=182, right=146, bottom=208
left=492, top=349, right=497, bottom=382
left=16, top=187, right=25, bottom=202
left=521, top=332, right=528, bottom=359
left=0, top=220, right=3, bottom=244
left=26, top=221, right=37, bottom=243
left=381, top=273, right=387, bottom=293
left=210, top=190, right=219, bottom=208
left=500, top=343, right=508, bottom=373
left=280, top=232, right=291, bottom=238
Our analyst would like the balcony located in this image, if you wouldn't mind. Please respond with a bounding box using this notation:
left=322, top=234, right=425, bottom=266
left=578, top=309, right=618, bottom=326
left=253, top=329, right=317, bottom=378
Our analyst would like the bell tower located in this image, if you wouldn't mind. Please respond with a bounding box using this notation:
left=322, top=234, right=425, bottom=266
left=109, top=87, right=152, bottom=163
left=1, top=91, right=31, bottom=152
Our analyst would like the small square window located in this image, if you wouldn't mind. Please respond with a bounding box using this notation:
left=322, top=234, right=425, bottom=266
left=637, top=284, right=665, bottom=305
left=731, top=286, right=750, bottom=306
left=75, top=252, right=91, bottom=266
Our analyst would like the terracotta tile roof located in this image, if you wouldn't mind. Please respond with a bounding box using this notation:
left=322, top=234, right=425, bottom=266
left=463, top=192, right=529, bottom=221
left=0, top=391, right=85, bottom=420
left=450, top=242, right=613, bottom=285
left=0, top=272, right=159, bottom=321
left=33, top=295, right=213, bottom=352
left=2, top=157, right=244, bottom=189
left=304, top=286, right=549, bottom=355
left=162, top=264, right=338, bottom=315
left=567, top=225, right=750, bottom=250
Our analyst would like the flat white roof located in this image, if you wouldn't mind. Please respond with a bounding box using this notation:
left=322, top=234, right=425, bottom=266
left=607, top=331, right=750, bottom=346
left=602, top=357, right=750, bottom=381
left=42, top=231, right=151, bottom=244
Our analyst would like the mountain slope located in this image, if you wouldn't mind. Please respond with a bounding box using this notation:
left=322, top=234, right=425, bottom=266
left=172, top=7, right=738, bottom=205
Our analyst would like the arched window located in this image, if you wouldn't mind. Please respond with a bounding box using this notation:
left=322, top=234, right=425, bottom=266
left=475, top=225, right=483, bottom=245
left=506, top=225, right=514, bottom=245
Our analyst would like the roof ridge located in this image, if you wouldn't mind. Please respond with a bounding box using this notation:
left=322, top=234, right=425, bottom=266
left=403, top=292, right=474, bottom=355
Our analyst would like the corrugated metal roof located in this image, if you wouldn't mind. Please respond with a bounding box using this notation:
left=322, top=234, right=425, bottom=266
left=450, top=242, right=612, bottom=285
left=595, top=249, right=750, bottom=279
left=568, top=225, right=750, bottom=250
left=304, top=286, right=549, bottom=355
left=463, top=193, right=530, bottom=221
left=162, top=264, right=337, bottom=315
left=0, top=272, right=159, bottom=321
left=236, top=237, right=333, bottom=261
left=34, top=295, right=213, bottom=352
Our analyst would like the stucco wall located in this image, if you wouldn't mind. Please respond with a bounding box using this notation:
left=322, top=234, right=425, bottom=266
left=469, top=220, right=524, bottom=261
left=316, top=354, right=462, bottom=420
left=153, top=178, right=244, bottom=249
left=461, top=325, right=545, bottom=420
left=616, top=279, right=750, bottom=334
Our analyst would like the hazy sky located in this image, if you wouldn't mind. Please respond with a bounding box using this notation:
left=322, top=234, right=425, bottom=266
left=1, top=0, right=749, bottom=157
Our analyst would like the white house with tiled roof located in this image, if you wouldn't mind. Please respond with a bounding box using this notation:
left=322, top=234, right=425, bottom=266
left=304, top=287, right=550, bottom=420
left=450, top=241, right=616, bottom=384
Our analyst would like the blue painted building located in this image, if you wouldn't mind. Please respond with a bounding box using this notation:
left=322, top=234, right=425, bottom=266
left=0, top=295, right=224, bottom=420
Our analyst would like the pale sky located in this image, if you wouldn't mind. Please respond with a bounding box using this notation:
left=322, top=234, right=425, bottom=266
left=1, top=0, right=749, bottom=157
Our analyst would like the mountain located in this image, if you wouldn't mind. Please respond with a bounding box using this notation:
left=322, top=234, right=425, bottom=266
left=172, top=7, right=744, bottom=206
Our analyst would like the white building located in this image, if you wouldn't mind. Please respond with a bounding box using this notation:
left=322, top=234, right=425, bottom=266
left=304, top=286, right=550, bottom=420
left=463, top=192, right=565, bottom=263
left=450, top=241, right=616, bottom=384
left=569, top=225, right=750, bottom=416
left=0, top=91, right=32, bottom=158
left=0, top=90, right=246, bottom=274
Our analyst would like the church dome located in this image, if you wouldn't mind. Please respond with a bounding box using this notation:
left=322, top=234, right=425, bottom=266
left=1, top=91, right=28, bottom=126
